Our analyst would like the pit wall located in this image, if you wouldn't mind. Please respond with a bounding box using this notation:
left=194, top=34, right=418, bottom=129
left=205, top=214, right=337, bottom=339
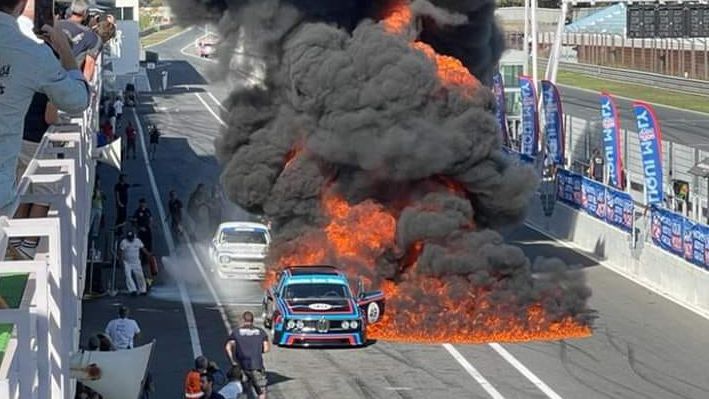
left=525, top=195, right=709, bottom=320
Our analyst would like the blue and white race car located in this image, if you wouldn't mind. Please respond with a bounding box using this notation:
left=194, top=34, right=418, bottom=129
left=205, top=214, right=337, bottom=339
left=262, top=265, right=385, bottom=347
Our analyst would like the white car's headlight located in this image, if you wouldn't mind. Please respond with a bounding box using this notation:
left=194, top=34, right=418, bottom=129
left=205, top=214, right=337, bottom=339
left=350, top=320, right=359, bottom=329
left=341, top=320, right=350, bottom=329
left=219, top=255, right=230, bottom=264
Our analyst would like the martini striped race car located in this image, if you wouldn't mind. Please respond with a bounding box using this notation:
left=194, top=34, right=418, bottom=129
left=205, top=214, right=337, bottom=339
left=262, top=265, right=385, bottom=347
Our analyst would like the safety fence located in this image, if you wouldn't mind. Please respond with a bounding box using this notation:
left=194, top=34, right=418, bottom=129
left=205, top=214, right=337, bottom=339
left=508, top=136, right=709, bottom=270
left=506, top=31, right=709, bottom=80
left=0, top=62, right=101, bottom=398
left=508, top=113, right=709, bottom=224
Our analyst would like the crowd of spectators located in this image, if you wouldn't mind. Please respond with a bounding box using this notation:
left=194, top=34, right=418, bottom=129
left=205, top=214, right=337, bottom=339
left=1, top=0, right=116, bottom=260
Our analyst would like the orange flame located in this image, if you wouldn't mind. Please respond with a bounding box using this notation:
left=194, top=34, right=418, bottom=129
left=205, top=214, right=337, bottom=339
left=268, top=0, right=591, bottom=344
left=381, top=1, right=480, bottom=97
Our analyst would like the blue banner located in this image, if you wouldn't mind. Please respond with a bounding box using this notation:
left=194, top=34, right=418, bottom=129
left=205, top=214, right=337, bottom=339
left=605, top=187, right=633, bottom=232
left=633, top=101, right=664, bottom=205
left=541, top=80, right=564, bottom=165
left=492, top=71, right=510, bottom=147
left=683, top=222, right=709, bottom=269
left=651, top=207, right=684, bottom=256
left=556, top=168, right=582, bottom=208
left=582, top=177, right=606, bottom=220
left=600, top=92, right=624, bottom=189
left=519, top=75, right=539, bottom=156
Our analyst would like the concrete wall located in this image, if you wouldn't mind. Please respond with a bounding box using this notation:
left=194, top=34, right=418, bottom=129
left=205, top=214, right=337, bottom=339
left=525, top=192, right=709, bottom=319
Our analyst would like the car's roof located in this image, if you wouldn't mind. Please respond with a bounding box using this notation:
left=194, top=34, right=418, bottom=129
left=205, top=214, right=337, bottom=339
left=218, top=222, right=269, bottom=231
left=286, top=265, right=342, bottom=276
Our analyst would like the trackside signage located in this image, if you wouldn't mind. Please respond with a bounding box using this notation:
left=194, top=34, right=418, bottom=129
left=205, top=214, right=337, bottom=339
left=518, top=75, right=539, bottom=157
left=492, top=71, right=510, bottom=147
left=541, top=80, right=564, bottom=165
left=632, top=101, right=664, bottom=205
left=599, top=92, right=624, bottom=189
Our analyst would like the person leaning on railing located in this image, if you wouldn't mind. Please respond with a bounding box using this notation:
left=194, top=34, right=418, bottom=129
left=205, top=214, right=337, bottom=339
left=0, top=0, right=90, bottom=253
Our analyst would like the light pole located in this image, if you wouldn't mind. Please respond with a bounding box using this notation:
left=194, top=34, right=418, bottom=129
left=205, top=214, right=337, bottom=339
left=523, top=0, right=530, bottom=75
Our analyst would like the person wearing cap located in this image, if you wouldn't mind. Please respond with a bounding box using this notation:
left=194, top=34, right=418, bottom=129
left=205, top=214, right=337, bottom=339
left=104, top=306, right=140, bottom=350
left=118, top=230, right=151, bottom=295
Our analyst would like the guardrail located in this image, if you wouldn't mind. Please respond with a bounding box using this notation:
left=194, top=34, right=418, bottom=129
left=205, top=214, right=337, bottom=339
left=0, top=62, right=100, bottom=398
left=542, top=59, right=709, bottom=96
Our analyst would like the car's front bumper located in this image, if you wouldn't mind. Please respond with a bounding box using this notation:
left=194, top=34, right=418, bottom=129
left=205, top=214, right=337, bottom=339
left=216, top=265, right=265, bottom=280
left=278, top=331, right=364, bottom=347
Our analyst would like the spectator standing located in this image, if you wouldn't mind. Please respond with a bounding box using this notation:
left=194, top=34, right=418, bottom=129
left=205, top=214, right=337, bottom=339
left=113, top=96, right=124, bottom=122
left=118, top=231, right=150, bottom=295
left=200, top=373, right=226, bottom=399
left=114, top=174, right=129, bottom=233
left=102, top=119, right=114, bottom=142
left=168, top=190, right=183, bottom=241
left=90, top=180, right=105, bottom=238
left=224, top=311, right=270, bottom=399
left=125, top=122, right=137, bottom=159
left=589, top=148, right=604, bottom=183
left=218, top=366, right=243, bottom=399
left=148, top=125, right=160, bottom=160
left=105, top=305, right=141, bottom=349
left=132, top=198, right=154, bottom=252
left=0, top=0, right=90, bottom=214
left=55, top=0, right=104, bottom=80
left=185, top=356, right=209, bottom=399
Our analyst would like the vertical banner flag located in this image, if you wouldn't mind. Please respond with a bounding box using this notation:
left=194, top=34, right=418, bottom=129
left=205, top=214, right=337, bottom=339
left=632, top=101, right=664, bottom=205
left=600, top=92, right=624, bottom=189
left=492, top=71, right=510, bottom=147
left=518, top=75, right=539, bottom=156
left=541, top=80, right=565, bottom=165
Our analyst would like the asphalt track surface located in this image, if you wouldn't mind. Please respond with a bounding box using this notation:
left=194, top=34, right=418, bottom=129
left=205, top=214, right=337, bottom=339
left=80, top=28, right=709, bottom=399
left=557, top=85, right=709, bottom=149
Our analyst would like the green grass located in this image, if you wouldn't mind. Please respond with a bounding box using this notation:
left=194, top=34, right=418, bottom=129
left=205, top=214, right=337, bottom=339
left=140, top=26, right=186, bottom=48
left=0, top=274, right=29, bottom=365
left=557, top=70, right=709, bottom=114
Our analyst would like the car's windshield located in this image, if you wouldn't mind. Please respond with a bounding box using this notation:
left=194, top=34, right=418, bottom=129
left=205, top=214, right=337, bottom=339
left=220, top=228, right=268, bottom=244
left=283, top=283, right=349, bottom=300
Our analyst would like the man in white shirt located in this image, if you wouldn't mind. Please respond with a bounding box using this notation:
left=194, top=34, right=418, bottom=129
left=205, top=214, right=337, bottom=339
left=113, top=96, right=123, bottom=121
left=118, top=231, right=151, bottom=295
left=105, top=306, right=141, bottom=350
left=218, top=366, right=244, bottom=399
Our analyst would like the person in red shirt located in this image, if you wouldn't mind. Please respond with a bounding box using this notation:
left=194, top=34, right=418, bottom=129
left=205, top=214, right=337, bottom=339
left=125, top=122, right=137, bottom=159
left=102, top=119, right=114, bottom=142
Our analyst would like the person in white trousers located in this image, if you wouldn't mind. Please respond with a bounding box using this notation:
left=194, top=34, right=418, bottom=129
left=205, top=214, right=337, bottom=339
left=118, top=231, right=152, bottom=295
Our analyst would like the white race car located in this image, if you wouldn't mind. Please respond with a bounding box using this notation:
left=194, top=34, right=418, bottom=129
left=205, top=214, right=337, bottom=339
left=208, top=222, right=271, bottom=280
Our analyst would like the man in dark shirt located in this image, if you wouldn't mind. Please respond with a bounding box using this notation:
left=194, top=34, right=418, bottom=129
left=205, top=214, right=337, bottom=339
left=114, top=174, right=129, bottom=234
left=167, top=190, right=183, bottom=242
left=224, top=311, right=270, bottom=399
left=200, top=373, right=226, bottom=399
left=132, top=198, right=154, bottom=252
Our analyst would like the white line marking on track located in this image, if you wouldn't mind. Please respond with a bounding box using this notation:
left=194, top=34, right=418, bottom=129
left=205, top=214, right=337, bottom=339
left=132, top=109, right=203, bottom=358
left=182, top=234, right=233, bottom=333
left=489, top=343, right=563, bottom=399
left=558, top=83, right=709, bottom=117
left=524, top=221, right=709, bottom=321
left=142, top=99, right=233, bottom=333
left=195, top=92, right=227, bottom=127
left=144, top=26, right=193, bottom=49
left=206, top=91, right=227, bottom=111
left=442, top=344, right=505, bottom=399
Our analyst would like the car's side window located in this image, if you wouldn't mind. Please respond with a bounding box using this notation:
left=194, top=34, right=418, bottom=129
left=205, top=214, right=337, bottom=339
left=275, top=272, right=285, bottom=296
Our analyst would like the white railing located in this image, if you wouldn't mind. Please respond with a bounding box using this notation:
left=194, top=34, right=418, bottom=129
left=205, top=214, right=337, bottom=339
left=0, top=60, right=100, bottom=399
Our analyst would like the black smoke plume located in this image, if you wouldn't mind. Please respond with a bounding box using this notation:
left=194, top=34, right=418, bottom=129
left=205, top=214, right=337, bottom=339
left=166, top=0, right=593, bottom=331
